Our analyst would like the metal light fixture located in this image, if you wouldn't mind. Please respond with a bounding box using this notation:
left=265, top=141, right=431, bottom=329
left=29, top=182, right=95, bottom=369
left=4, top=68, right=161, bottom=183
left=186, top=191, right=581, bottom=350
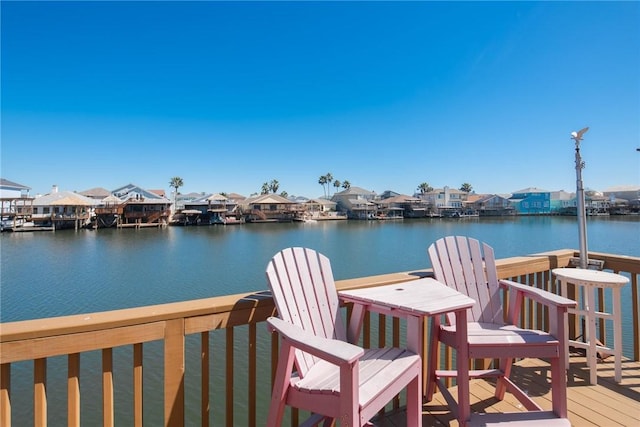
left=570, top=127, right=589, bottom=269
left=569, top=128, right=604, bottom=270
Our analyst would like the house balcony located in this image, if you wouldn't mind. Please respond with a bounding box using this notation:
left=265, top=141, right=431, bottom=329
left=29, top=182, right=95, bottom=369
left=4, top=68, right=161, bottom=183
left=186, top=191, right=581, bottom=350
left=1, top=249, right=638, bottom=426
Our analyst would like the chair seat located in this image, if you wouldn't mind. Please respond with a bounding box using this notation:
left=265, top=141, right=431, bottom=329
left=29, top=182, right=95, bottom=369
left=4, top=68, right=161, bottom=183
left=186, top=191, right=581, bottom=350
left=441, top=322, right=560, bottom=359
left=292, top=347, right=420, bottom=407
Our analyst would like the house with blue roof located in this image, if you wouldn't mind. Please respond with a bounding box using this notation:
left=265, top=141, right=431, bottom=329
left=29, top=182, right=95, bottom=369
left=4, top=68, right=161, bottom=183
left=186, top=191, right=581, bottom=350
left=509, top=188, right=551, bottom=215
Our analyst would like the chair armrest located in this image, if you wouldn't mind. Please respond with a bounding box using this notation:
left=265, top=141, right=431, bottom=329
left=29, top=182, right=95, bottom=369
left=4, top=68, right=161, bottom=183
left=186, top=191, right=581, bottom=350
left=266, top=317, right=364, bottom=365
left=499, top=279, right=576, bottom=309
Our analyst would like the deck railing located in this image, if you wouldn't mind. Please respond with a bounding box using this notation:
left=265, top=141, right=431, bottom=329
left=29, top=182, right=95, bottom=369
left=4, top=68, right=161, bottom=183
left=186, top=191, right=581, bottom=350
left=1, top=249, right=638, bottom=427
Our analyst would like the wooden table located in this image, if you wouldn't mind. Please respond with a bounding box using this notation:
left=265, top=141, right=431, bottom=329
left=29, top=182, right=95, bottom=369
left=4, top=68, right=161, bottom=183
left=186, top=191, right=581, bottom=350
left=552, top=268, right=629, bottom=384
left=339, top=278, right=476, bottom=423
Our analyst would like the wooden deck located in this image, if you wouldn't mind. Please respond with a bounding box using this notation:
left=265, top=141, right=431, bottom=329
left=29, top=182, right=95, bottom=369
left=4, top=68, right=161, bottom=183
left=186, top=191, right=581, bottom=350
left=377, top=354, right=640, bottom=426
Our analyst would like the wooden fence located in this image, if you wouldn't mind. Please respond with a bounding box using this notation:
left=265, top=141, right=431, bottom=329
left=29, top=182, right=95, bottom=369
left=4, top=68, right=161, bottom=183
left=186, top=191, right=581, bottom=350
left=1, top=249, right=638, bottom=426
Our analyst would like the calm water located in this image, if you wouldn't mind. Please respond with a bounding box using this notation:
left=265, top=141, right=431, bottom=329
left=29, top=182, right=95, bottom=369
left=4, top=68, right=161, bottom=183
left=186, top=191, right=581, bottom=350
left=2, top=216, right=639, bottom=322
left=1, top=216, right=639, bottom=426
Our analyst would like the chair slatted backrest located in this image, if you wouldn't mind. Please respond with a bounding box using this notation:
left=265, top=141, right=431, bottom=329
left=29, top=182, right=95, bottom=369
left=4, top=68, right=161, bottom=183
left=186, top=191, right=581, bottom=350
left=428, top=236, right=504, bottom=325
left=266, top=247, right=346, bottom=377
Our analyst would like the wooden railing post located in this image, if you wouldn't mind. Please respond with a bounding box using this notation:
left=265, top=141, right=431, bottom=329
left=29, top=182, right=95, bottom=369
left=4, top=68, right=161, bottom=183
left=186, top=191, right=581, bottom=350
left=68, top=353, right=80, bottom=427
left=133, top=343, right=143, bottom=427
left=1, top=363, right=10, bottom=427
left=34, top=358, right=46, bottom=427
left=164, top=319, right=185, bottom=427
left=103, top=348, right=114, bottom=427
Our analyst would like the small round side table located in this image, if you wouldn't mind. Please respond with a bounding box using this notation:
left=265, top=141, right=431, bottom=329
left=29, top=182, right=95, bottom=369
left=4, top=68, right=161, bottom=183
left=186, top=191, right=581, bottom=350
left=552, top=267, right=629, bottom=384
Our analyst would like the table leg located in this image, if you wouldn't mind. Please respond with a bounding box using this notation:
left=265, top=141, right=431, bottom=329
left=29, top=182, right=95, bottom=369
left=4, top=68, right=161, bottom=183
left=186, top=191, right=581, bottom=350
left=613, top=287, right=622, bottom=382
left=560, top=279, right=570, bottom=370
left=346, top=304, right=366, bottom=345
left=455, top=309, right=470, bottom=426
left=405, top=315, right=424, bottom=396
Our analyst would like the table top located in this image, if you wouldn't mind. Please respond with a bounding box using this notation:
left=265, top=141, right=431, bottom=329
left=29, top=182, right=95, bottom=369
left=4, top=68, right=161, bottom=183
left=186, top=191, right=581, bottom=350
left=552, top=268, right=629, bottom=287
left=339, top=277, right=475, bottom=317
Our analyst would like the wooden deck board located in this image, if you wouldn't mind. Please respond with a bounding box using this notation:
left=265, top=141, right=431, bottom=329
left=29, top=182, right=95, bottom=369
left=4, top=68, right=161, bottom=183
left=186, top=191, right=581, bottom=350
left=376, top=356, right=640, bottom=427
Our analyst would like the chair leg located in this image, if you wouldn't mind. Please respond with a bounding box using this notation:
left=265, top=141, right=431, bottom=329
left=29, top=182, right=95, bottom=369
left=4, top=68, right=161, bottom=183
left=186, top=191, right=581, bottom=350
left=550, top=355, right=568, bottom=418
left=267, top=342, right=296, bottom=427
left=406, top=368, right=422, bottom=426
left=494, top=357, right=512, bottom=400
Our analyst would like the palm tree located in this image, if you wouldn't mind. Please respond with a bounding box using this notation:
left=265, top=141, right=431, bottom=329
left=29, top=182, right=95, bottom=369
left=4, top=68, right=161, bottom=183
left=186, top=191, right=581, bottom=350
left=325, top=173, right=333, bottom=196
left=169, top=177, right=184, bottom=212
left=342, top=180, right=351, bottom=190
left=417, top=182, right=433, bottom=195
left=460, top=183, right=473, bottom=193
left=333, top=180, right=341, bottom=194
left=269, top=179, right=280, bottom=194
left=261, top=182, right=269, bottom=195
left=318, top=175, right=328, bottom=198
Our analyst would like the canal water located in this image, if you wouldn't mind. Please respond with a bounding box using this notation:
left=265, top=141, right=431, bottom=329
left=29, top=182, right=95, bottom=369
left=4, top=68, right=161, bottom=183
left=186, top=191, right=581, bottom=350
left=1, top=216, right=639, bottom=425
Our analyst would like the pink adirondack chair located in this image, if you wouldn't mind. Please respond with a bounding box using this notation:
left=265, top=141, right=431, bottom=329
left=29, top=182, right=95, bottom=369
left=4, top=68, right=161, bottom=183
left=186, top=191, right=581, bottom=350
left=427, top=236, right=576, bottom=426
left=265, top=247, right=422, bottom=427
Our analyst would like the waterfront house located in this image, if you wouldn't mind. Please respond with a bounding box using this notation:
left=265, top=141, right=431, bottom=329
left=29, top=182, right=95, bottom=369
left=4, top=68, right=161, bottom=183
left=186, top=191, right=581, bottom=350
left=585, top=190, right=611, bottom=215
left=509, top=187, right=551, bottom=215
left=421, top=186, right=468, bottom=216
left=92, top=194, right=124, bottom=228
left=31, top=188, right=97, bottom=230
left=112, top=183, right=172, bottom=226
left=550, top=190, right=575, bottom=215
left=0, top=179, right=33, bottom=229
left=239, top=193, right=299, bottom=222
left=301, top=198, right=338, bottom=219
left=174, top=192, right=203, bottom=212
left=180, top=193, right=239, bottom=225
left=0, top=178, right=31, bottom=199
left=375, top=193, right=428, bottom=218
left=603, top=185, right=640, bottom=203
left=551, top=189, right=611, bottom=216
left=464, top=193, right=515, bottom=216
left=604, top=185, right=640, bottom=214
left=331, top=186, right=378, bottom=219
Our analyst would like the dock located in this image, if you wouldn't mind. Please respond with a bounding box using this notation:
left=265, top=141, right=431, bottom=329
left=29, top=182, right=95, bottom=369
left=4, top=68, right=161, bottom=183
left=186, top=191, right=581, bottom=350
left=117, top=222, right=166, bottom=229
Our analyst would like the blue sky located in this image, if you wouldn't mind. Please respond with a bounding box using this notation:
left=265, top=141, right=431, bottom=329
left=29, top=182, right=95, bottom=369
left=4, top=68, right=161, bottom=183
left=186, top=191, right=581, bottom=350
left=2, top=1, right=639, bottom=198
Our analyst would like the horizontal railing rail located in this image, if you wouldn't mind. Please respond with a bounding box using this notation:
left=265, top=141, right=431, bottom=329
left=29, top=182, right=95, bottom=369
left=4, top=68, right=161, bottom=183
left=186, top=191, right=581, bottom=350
left=1, top=249, right=638, bottom=427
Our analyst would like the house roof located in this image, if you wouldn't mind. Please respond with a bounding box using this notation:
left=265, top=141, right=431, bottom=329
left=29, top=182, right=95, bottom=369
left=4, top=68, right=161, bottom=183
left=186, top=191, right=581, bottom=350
left=512, top=187, right=550, bottom=194
left=100, top=195, right=123, bottom=204
left=603, top=185, right=640, bottom=192
left=335, top=186, right=376, bottom=196
left=464, top=194, right=485, bottom=203
left=79, top=187, right=111, bottom=198
left=149, top=189, right=166, bottom=197
left=226, top=193, right=246, bottom=201
left=245, top=194, right=295, bottom=205
left=376, top=194, right=420, bottom=204
left=426, top=187, right=466, bottom=195
left=207, top=193, right=228, bottom=201
left=0, top=178, right=31, bottom=190
left=304, top=198, right=337, bottom=206
left=112, top=183, right=171, bottom=202
left=33, top=191, right=98, bottom=206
